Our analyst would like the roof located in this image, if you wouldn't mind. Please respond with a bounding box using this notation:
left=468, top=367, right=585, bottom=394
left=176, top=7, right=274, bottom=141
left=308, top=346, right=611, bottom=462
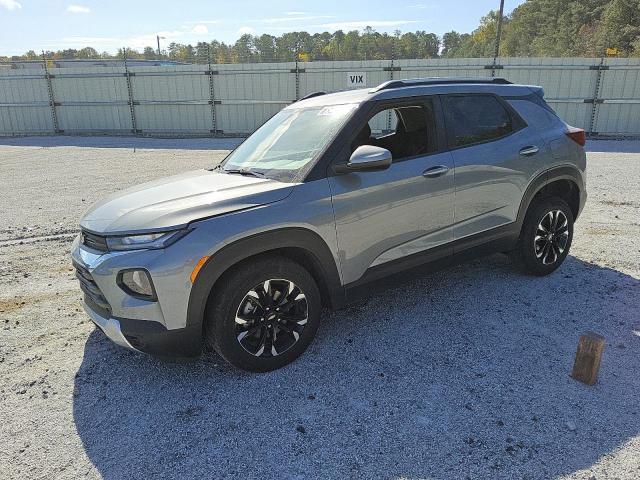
left=287, top=77, right=541, bottom=109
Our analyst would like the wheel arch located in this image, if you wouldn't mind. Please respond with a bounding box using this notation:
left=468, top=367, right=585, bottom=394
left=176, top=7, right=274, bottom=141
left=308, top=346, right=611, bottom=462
left=517, top=165, right=584, bottom=228
left=185, top=227, right=345, bottom=334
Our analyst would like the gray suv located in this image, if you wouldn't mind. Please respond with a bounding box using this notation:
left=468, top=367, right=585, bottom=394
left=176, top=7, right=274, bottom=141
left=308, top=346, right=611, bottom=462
left=71, top=78, right=587, bottom=371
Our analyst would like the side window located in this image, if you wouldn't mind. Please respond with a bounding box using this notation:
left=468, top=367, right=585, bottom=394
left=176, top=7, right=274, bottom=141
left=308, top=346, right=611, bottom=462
left=368, top=110, right=398, bottom=138
left=350, top=100, right=437, bottom=161
left=442, top=95, right=513, bottom=147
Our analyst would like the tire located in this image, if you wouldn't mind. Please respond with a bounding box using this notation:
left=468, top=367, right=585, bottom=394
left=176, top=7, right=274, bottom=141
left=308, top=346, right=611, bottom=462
left=513, top=196, right=574, bottom=276
left=205, top=255, right=321, bottom=372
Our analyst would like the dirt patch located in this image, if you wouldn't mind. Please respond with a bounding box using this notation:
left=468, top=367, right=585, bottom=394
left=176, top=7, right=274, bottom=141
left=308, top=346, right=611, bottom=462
left=585, top=225, right=622, bottom=236
left=0, top=291, right=70, bottom=315
left=0, top=298, right=27, bottom=315
left=600, top=200, right=636, bottom=207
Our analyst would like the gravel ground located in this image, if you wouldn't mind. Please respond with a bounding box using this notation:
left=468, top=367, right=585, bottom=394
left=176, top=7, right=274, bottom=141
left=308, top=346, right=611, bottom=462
left=0, top=136, right=638, bottom=480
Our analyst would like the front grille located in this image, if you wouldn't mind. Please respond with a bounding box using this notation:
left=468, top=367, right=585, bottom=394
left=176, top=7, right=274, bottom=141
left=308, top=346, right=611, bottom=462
left=73, top=261, right=111, bottom=318
left=81, top=230, right=108, bottom=252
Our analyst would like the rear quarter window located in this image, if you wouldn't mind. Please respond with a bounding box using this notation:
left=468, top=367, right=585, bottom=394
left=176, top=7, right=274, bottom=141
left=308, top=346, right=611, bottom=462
left=507, top=98, right=566, bottom=133
left=442, top=95, right=514, bottom=147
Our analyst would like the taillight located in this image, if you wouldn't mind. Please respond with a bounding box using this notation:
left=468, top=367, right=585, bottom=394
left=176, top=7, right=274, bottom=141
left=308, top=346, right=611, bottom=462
left=566, top=127, right=586, bottom=147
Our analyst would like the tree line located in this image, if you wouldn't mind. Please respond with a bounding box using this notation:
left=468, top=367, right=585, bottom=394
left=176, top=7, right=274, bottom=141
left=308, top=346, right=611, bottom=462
left=3, top=0, right=639, bottom=63
left=450, top=0, right=640, bottom=58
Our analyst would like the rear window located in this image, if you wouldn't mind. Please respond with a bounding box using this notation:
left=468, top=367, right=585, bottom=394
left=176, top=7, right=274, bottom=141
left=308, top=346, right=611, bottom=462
left=443, top=95, right=513, bottom=147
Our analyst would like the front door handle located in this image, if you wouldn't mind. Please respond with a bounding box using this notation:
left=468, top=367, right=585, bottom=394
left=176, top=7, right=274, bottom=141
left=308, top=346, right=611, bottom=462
left=519, top=145, right=539, bottom=156
left=422, top=165, right=449, bottom=178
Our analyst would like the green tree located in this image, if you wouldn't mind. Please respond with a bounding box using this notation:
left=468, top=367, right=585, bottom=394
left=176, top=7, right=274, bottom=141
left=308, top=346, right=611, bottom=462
left=441, top=31, right=463, bottom=57
left=167, top=42, right=180, bottom=59
left=342, top=30, right=361, bottom=60
left=310, top=32, right=332, bottom=60
left=501, top=0, right=606, bottom=57
left=360, top=26, right=377, bottom=60
left=597, top=0, right=640, bottom=55
left=10, top=2, right=640, bottom=63
left=60, top=48, right=79, bottom=59
left=232, top=34, right=255, bottom=63
left=323, top=30, right=345, bottom=60
left=418, top=31, right=440, bottom=58
left=455, top=11, right=504, bottom=57
left=77, top=47, right=99, bottom=59
left=253, top=34, right=277, bottom=62
left=23, top=50, right=39, bottom=60
left=143, top=46, right=157, bottom=60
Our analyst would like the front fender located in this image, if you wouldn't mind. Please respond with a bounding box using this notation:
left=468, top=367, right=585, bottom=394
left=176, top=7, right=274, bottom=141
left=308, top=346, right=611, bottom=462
left=185, top=227, right=344, bottom=334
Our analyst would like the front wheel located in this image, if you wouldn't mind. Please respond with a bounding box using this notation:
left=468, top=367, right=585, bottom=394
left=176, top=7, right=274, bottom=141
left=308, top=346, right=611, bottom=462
left=513, top=196, right=574, bottom=276
left=205, top=256, right=321, bottom=372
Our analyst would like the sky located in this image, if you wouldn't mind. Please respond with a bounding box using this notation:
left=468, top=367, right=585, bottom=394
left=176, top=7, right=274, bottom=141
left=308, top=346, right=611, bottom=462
left=0, top=0, right=526, bottom=56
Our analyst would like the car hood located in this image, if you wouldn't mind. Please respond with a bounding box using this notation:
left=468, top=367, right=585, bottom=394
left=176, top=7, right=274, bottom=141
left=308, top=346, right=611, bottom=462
left=80, top=169, right=296, bottom=234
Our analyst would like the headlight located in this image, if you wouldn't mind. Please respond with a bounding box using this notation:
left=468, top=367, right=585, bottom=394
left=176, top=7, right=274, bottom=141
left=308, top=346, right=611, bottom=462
left=106, top=229, right=190, bottom=251
left=117, top=269, right=156, bottom=300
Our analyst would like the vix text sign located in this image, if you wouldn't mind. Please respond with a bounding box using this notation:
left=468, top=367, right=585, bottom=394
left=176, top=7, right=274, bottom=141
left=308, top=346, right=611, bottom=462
left=347, top=72, right=366, bottom=88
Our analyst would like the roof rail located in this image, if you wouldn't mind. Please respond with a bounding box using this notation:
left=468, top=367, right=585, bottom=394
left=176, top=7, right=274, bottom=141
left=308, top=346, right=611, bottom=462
left=369, top=77, right=512, bottom=93
left=297, top=91, right=327, bottom=101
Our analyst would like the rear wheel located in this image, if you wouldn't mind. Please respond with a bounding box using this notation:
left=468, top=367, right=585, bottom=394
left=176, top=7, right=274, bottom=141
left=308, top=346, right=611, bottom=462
left=205, top=256, right=321, bottom=372
left=513, top=196, right=574, bottom=276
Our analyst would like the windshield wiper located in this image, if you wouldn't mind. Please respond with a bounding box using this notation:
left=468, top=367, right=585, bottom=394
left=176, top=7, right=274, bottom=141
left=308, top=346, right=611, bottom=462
left=223, top=168, right=267, bottom=179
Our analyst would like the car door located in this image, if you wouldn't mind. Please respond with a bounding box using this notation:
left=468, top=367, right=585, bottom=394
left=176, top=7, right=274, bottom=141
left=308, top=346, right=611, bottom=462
left=328, top=97, right=455, bottom=286
left=441, top=93, right=545, bottom=246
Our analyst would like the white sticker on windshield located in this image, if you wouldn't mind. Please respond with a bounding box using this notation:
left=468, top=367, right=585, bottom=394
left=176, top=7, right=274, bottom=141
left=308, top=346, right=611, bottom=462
left=317, top=104, right=357, bottom=116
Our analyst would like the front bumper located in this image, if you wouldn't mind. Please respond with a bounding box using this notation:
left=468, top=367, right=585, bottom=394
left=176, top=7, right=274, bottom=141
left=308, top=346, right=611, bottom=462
left=84, top=301, right=202, bottom=359
left=71, top=235, right=203, bottom=359
left=83, top=303, right=137, bottom=351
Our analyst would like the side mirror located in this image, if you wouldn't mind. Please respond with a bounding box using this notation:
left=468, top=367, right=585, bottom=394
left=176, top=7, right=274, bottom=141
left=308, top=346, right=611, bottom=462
left=334, top=145, right=392, bottom=174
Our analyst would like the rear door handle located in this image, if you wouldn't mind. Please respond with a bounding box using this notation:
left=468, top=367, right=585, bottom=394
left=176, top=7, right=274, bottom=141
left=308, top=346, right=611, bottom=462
left=422, top=165, right=449, bottom=178
left=519, top=145, right=539, bottom=156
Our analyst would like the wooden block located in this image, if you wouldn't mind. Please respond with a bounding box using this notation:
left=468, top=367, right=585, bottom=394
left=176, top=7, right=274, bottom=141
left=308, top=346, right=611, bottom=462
left=571, top=332, right=605, bottom=385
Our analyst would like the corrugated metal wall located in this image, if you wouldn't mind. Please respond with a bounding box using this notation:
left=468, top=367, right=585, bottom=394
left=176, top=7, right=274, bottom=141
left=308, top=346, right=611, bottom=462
left=1, top=57, right=639, bottom=137
left=0, top=70, right=53, bottom=134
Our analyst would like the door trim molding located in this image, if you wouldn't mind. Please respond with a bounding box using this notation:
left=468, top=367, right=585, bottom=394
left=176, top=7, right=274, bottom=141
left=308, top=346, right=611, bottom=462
left=344, top=221, right=519, bottom=303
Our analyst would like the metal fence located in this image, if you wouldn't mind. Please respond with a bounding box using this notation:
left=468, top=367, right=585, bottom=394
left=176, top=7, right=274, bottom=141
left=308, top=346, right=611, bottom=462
left=1, top=57, right=639, bottom=137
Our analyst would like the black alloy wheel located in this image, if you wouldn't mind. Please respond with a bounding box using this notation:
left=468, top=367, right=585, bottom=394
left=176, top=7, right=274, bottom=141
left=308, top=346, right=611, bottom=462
left=513, top=196, right=574, bottom=276
left=235, top=279, right=308, bottom=357
left=206, top=256, right=321, bottom=372
left=533, top=209, right=570, bottom=265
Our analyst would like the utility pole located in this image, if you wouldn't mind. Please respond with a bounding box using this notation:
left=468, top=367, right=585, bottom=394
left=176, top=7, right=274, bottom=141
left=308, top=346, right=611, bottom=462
left=156, top=35, right=165, bottom=58
left=492, top=0, right=506, bottom=75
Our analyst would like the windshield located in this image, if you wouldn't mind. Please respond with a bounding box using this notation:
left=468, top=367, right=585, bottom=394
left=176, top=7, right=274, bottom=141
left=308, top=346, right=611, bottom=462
left=220, top=103, right=357, bottom=182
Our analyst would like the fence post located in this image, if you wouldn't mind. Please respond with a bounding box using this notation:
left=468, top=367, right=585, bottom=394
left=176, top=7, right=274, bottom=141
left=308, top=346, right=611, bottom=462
left=294, top=57, right=300, bottom=101
left=382, top=57, right=402, bottom=132
left=386, top=58, right=395, bottom=131
left=588, top=56, right=606, bottom=137
left=207, top=45, right=218, bottom=136
left=42, top=51, right=60, bottom=134
left=122, top=48, right=138, bottom=135
left=491, top=0, right=506, bottom=78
